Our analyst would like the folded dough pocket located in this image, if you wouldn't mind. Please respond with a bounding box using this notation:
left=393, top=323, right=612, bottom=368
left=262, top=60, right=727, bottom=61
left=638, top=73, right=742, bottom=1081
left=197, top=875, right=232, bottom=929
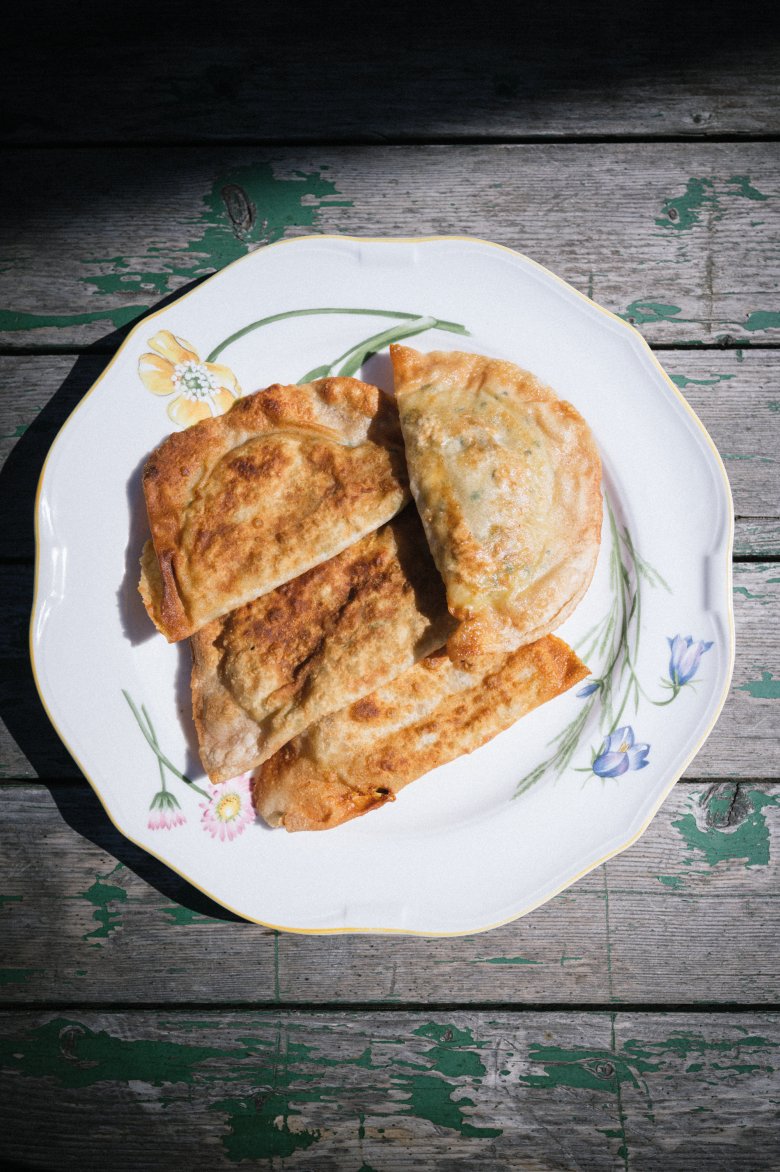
left=191, top=506, right=455, bottom=782
left=391, top=346, right=602, bottom=667
left=139, top=377, right=410, bottom=641
left=252, top=635, right=588, bottom=832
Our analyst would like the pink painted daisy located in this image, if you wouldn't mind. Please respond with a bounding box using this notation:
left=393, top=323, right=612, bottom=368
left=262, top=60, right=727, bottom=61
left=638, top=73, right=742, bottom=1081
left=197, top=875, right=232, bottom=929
left=201, top=773, right=255, bottom=841
left=148, top=790, right=186, bottom=830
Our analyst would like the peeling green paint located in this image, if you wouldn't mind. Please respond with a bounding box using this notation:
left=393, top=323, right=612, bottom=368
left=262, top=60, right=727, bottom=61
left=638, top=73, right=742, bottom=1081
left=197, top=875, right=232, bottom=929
left=0, top=1018, right=323, bottom=1160
left=658, top=875, right=684, bottom=890
left=737, top=671, right=780, bottom=699
left=401, top=1072, right=501, bottom=1138
left=656, top=178, right=718, bottom=231
left=673, top=788, right=779, bottom=868
left=743, top=311, right=780, bottom=332
left=622, top=1032, right=776, bottom=1076
left=0, top=894, right=22, bottom=906
left=767, top=401, right=780, bottom=413
left=210, top=1095, right=320, bottom=1162
left=669, top=373, right=735, bottom=389
left=397, top=1023, right=503, bottom=1137
left=9, top=1016, right=771, bottom=1166
left=733, top=586, right=764, bottom=599
left=78, top=863, right=127, bottom=945
left=0, top=305, right=147, bottom=333
left=204, top=1022, right=504, bottom=1157
left=1, top=163, right=351, bottom=337
left=0, top=424, right=28, bottom=439
left=722, top=453, right=777, bottom=464
left=81, top=164, right=350, bottom=303
left=519, top=1042, right=646, bottom=1093
left=0, top=967, right=42, bottom=985
left=656, top=175, right=770, bottom=234
left=81, top=260, right=175, bottom=298
left=621, top=300, right=683, bottom=325
left=0, top=1017, right=228, bottom=1088
left=519, top=1028, right=778, bottom=1128
left=726, top=176, right=770, bottom=202
left=411, top=1022, right=489, bottom=1078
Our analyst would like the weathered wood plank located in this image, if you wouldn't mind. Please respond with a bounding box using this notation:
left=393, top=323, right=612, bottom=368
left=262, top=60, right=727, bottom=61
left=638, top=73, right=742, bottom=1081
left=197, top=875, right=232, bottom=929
left=1, top=145, right=778, bottom=348
left=1, top=1009, right=778, bottom=1169
left=690, top=561, right=780, bottom=777
left=2, top=562, right=776, bottom=781
left=1, top=782, right=777, bottom=1004
left=733, top=519, right=780, bottom=558
left=669, top=350, right=780, bottom=518
left=5, top=0, right=780, bottom=142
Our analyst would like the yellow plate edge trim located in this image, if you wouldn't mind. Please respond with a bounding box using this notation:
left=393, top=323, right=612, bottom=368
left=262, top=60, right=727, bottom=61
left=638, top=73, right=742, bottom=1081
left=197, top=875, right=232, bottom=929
left=28, top=232, right=736, bottom=937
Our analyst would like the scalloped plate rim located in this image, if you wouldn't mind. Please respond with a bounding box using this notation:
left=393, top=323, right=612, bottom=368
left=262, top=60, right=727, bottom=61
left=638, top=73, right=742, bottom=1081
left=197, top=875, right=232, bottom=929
left=29, top=233, right=735, bottom=935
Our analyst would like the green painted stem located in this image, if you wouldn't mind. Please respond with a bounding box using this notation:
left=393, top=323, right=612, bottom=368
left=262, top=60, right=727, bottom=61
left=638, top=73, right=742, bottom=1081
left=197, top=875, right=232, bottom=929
left=652, top=683, right=682, bottom=706
left=142, top=702, right=167, bottom=792
left=122, top=691, right=211, bottom=800
left=515, top=492, right=670, bottom=797
left=206, top=307, right=469, bottom=364
left=296, top=327, right=412, bottom=385
left=337, top=316, right=438, bottom=376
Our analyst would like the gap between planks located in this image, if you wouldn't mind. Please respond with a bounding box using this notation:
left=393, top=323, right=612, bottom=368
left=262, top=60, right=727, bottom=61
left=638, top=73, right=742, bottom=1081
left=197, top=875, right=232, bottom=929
left=5, top=134, right=780, bottom=149
left=1, top=1001, right=778, bottom=1015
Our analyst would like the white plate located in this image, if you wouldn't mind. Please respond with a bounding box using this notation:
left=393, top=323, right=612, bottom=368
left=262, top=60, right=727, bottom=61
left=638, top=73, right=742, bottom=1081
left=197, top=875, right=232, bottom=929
left=31, top=236, right=734, bottom=934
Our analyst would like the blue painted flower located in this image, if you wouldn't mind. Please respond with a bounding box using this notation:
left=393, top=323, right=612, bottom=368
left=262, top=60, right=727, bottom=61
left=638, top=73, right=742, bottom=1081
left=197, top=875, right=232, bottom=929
left=577, top=681, right=601, bottom=698
left=668, top=635, right=713, bottom=687
left=592, top=726, right=650, bottom=778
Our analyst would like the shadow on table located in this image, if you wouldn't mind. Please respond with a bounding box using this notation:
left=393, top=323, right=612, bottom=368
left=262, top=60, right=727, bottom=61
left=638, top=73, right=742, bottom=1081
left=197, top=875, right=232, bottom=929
left=0, top=279, right=245, bottom=923
left=46, top=782, right=244, bottom=922
left=4, top=0, right=780, bottom=152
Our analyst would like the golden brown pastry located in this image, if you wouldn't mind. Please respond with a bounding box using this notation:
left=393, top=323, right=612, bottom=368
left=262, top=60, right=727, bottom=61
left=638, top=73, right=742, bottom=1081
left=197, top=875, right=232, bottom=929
left=191, top=507, right=454, bottom=782
left=139, top=377, right=409, bottom=641
left=253, top=635, right=588, bottom=831
left=391, top=345, right=602, bottom=667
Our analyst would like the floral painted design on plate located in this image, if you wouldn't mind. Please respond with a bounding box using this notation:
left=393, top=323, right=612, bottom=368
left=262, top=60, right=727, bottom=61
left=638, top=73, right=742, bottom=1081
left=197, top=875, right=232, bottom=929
left=31, top=235, right=734, bottom=932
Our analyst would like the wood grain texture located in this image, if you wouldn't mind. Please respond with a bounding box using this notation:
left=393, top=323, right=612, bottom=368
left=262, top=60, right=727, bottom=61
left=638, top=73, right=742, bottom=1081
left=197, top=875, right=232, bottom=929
left=4, top=0, right=780, bottom=143
left=3, top=562, right=777, bottom=781
left=0, top=1008, right=778, bottom=1169
left=0, top=781, right=777, bottom=1004
left=2, top=11, right=778, bottom=1160
left=1, top=145, right=778, bottom=349
left=734, top=520, right=780, bottom=558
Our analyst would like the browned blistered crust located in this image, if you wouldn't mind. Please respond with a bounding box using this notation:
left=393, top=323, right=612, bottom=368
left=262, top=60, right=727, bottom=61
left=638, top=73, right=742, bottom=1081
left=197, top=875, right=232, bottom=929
left=252, top=635, right=588, bottom=832
left=391, top=345, right=602, bottom=668
left=191, top=506, right=454, bottom=782
left=138, top=377, right=410, bottom=641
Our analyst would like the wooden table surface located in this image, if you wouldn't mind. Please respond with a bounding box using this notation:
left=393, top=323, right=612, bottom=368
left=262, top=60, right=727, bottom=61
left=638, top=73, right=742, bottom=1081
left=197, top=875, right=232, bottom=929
left=2, top=6, right=779, bottom=1168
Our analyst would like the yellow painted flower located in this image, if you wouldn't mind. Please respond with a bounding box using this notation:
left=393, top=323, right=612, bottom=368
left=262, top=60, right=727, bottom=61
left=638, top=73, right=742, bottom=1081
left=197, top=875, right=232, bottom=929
left=138, top=330, right=241, bottom=426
